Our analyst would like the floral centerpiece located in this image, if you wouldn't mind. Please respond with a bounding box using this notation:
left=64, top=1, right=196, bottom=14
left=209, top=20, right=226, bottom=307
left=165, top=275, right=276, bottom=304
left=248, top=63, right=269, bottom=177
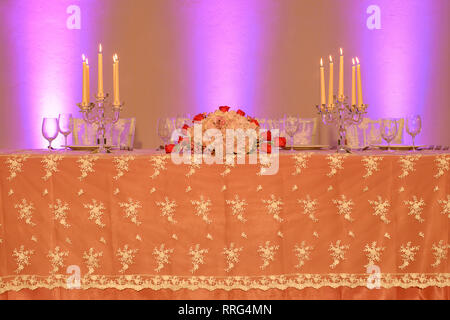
left=165, top=106, right=286, bottom=154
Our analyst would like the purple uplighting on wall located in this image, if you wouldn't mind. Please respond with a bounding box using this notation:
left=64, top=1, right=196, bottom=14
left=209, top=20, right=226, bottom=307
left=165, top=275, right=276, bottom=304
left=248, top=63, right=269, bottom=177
left=355, top=0, right=437, bottom=144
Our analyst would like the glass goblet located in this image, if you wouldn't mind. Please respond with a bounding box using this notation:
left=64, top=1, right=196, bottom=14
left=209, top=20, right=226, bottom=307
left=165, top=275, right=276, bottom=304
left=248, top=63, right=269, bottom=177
left=380, top=118, right=398, bottom=152
left=284, top=115, right=299, bottom=151
left=58, top=113, right=73, bottom=150
left=157, top=117, right=171, bottom=149
left=406, top=115, right=422, bottom=151
left=42, top=118, right=59, bottom=150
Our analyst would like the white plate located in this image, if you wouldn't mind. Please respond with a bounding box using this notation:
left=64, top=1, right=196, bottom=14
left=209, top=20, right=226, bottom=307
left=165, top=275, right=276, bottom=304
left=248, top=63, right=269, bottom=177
left=372, top=145, right=425, bottom=150
left=282, top=145, right=329, bottom=150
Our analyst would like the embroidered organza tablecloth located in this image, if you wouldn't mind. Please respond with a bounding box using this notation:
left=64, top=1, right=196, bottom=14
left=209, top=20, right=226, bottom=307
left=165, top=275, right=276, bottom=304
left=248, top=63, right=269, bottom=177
left=0, top=149, right=448, bottom=299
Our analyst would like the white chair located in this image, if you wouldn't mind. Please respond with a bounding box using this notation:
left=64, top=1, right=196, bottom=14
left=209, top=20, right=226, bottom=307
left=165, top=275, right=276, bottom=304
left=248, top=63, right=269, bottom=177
left=72, top=118, right=136, bottom=148
left=347, top=118, right=404, bottom=148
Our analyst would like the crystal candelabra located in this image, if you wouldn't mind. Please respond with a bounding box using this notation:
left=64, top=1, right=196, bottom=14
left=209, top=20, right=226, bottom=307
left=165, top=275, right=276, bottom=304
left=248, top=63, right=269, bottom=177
left=316, top=96, right=368, bottom=153
left=77, top=94, right=123, bottom=153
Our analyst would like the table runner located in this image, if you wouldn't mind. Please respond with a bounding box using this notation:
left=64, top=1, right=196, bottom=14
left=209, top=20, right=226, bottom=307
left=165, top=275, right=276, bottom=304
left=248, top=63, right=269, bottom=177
left=0, top=150, right=449, bottom=298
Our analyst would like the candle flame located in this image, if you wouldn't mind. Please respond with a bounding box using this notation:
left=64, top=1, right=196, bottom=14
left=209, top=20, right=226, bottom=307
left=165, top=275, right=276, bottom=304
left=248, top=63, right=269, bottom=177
left=99, top=44, right=102, bottom=53
left=82, top=54, right=86, bottom=62
left=113, top=54, right=118, bottom=62
left=320, top=58, right=323, bottom=67
left=340, top=48, right=343, bottom=55
left=86, top=58, right=89, bottom=65
left=355, top=57, right=360, bottom=64
left=352, top=58, right=355, bottom=65
left=329, top=55, right=333, bottom=63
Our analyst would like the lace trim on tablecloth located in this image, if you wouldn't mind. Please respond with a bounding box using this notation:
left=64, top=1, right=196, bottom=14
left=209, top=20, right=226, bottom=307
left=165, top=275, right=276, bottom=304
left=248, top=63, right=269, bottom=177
left=0, top=273, right=449, bottom=293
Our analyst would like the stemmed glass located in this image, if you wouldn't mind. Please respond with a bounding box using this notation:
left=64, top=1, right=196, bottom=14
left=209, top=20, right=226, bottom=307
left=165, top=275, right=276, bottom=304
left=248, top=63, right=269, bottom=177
left=42, top=118, right=59, bottom=150
left=58, top=113, right=73, bottom=150
left=406, top=115, right=422, bottom=151
left=380, top=118, right=398, bottom=152
left=157, top=117, right=172, bottom=149
left=284, top=115, right=299, bottom=151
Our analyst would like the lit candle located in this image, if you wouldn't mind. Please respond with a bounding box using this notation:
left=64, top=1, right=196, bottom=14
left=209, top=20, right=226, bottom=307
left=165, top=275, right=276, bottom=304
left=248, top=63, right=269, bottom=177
left=113, top=54, right=120, bottom=105
left=356, top=57, right=364, bottom=106
left=82, top=54, right=87, bottom=106
left=98, top=44, right=104, bottom=99
left=320, top=58, right=326, bottom=106
left=338, top=48, right=344, bottom=101
left=86, top=58, right=90, bottom=104
left=328, top=55, right=334, bottom=106
left=351, top=58, right=356, bottom=106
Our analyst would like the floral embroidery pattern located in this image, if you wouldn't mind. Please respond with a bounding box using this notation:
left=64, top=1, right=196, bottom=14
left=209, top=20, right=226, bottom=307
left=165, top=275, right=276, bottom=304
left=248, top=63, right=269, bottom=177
left=149, top=155, right=170, bottom=179
left=118, top=198, right=142, bottom=226
left=153, top=244, right=174, bottom=273
left=5, top=155, right=30, bottom=180
left=333, top=195, right=354, bottom=222
left=258, top=241, right=279, bottom=270
left=223, top=243, right=243, bottom=272
left=298, top=195, right=319, bottom=222
left=363, top=242, right=385, bottom=268
left=368, top=196, right=391, bottom=224
left=292, top=153, right=312, bottom=175
left=189, top=244, right=208, bottom=273
left=404, top=196, right=426, bottom=223
left=329, top=240, right=349, bottom=269
left=399, top=242, right=420, bottom=270
left=83, top=199, right=106, bottom=228
left=326, top=154, right=347, bottom=177
left=83, top=248, right=103, bottom=275
left=49, top=199, right=70, bottom=228
left=438, top=195, right=450, bottom=218
left=191, top=195, right=212, bottom=224
left=186, top=162, right=201, bottom=177
left=434, top=155, right=450, bottom=178
left=293, top=241, right=314, bottom=269
left=47, top=247, right=69, bottom=274
left=155, top=197, right=177, bottom=224
left=14, top=199, right=36, bottom=226
left=113, top=155, right=135, bottom=180
left=398, top=155, right=421, bottom=178
left=12, top=246, right=34, bottom=274
left=41, top=154, right=64, bottom=181
left=262, top=195, right=284, bottom=222
left=361, top=156, right=383, bottom=178
left=226, top=195, right=247, bottom=223
left=116, top=245, right=138, bottom=273
left=77, top=155, right=99, bottom=180
left=431, top=241, right=449, bottom=268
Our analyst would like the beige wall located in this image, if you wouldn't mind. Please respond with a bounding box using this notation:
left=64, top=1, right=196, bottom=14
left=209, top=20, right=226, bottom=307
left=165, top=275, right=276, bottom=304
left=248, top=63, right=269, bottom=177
left=1, top=0, right=449, bottom=149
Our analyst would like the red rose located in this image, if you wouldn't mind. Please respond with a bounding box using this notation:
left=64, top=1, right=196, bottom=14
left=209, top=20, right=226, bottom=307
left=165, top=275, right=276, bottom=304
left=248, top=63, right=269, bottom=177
left=177, top=136, right=184, bottom=144
left=193, top=113, right=205, bottom=122
left=219, top=106, right=230, bottom=112
left=237, top=109, right=245, bottom=117
left=165, top=144, right=175, bottom=154
left=277, top=137, right=287, bottom=148
left=250, top=118, right=260, bottom=127
left=260, top=142, right=272, bottom=154
left=182, top=124, right=190, bottom=130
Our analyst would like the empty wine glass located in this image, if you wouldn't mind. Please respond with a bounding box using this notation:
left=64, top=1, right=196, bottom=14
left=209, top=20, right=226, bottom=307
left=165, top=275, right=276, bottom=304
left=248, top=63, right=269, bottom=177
left=157, top=117, right=171, bottom=148
left=58, top=113, right=73, bottom=150
left=380, top=118, right=398, bottom=152
left=284, top=115, right=299, bottom=151
left=42, top=118, right=59, bottom=150
left=406, top=115, right=422, bottom=151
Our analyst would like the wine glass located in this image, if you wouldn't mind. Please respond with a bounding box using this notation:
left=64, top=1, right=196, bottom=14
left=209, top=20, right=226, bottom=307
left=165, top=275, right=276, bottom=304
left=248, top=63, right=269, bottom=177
left=42, top=118, right=59, bottom=150
left=380, top=118, right=398, bottom=152
left=406, top=115, right=422, bottom=151
left=284, top=115, right=299, bottom=151
left=157, top=117, right=171, bottom=149
left=58, top=113, right=73, bottom=150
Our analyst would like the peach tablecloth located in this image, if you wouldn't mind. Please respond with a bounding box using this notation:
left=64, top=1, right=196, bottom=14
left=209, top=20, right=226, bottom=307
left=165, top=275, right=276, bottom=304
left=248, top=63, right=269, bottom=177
left=0, top=149, right=449, bottom=299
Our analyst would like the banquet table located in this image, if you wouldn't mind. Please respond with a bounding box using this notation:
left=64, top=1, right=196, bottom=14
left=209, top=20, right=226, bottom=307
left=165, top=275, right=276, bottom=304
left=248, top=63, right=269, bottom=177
left=0, top=149, right=449, bottom=300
